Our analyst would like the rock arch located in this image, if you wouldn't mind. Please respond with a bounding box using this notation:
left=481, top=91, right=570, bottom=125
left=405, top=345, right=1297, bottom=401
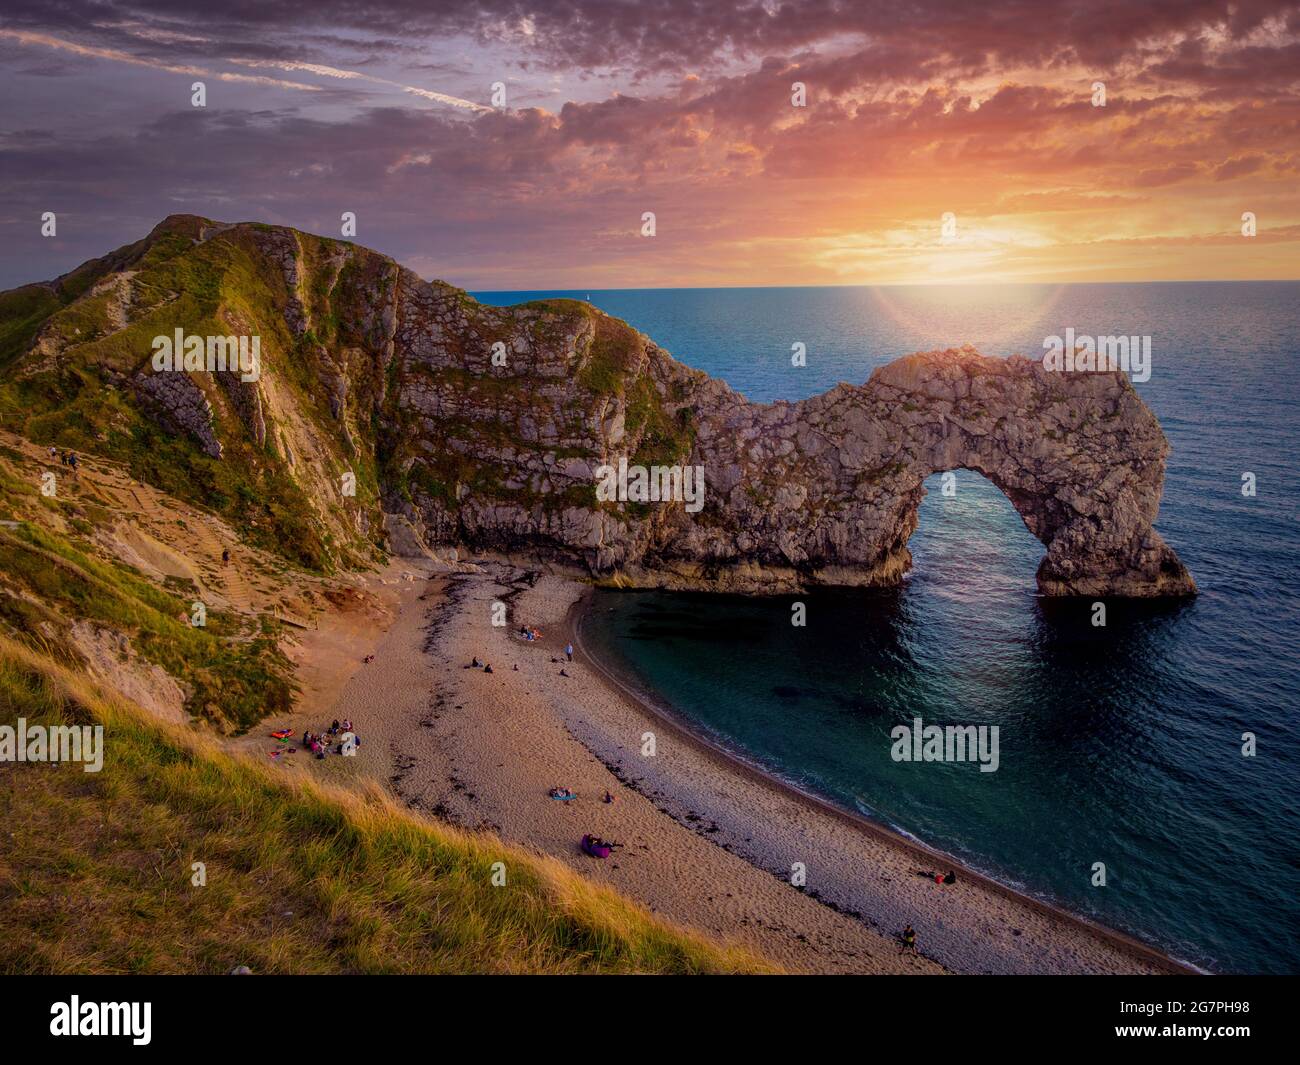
left=664, top=347, right=1196, bottom=597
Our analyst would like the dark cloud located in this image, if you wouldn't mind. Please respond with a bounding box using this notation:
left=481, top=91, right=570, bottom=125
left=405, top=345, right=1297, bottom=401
left=3, top=0, right=1297, bottom=76
left=0, top=1, right=1297, bottom=288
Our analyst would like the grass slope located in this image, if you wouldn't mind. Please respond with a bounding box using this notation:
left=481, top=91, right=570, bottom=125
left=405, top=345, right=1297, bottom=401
left=0, top=638, right=774, bottom=975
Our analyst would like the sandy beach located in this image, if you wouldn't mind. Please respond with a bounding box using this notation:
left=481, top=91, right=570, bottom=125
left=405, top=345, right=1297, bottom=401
left=261, top=557, right=1195, bottom=975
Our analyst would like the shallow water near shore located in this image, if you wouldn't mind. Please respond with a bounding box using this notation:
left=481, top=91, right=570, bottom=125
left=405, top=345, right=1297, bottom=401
left=479, top=281, right=1300, bottom=974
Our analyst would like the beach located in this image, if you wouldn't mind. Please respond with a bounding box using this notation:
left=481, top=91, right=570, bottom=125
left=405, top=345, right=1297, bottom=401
left=269, top=557, right=1193, bottom=975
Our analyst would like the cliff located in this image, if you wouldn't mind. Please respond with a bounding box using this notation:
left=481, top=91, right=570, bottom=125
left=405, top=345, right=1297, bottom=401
left=0, top=216, right=1194, bottom=597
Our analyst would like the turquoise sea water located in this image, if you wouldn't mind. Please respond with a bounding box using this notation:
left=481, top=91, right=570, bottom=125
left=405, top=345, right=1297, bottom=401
left=474, top=283, right=1300, bottom=974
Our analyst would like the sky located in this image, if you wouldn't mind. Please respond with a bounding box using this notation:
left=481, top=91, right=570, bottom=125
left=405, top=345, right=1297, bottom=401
left=1, top=0, right=1298, bottom=291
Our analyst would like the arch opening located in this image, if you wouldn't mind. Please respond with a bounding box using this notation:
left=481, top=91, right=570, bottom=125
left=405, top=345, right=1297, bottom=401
left=906, top=468, right=1046, bottom=597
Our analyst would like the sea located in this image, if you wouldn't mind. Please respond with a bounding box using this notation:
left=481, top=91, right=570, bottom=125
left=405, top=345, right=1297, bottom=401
left=473, top=281, right=1300, bottom=974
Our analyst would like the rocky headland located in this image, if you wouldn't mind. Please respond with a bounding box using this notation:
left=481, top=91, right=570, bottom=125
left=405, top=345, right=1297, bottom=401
left=1, top=215, right=1194, bottom=597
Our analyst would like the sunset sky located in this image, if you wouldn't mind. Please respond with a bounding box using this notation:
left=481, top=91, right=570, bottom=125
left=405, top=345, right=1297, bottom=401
left=1, top=1, right=1298, bottom=291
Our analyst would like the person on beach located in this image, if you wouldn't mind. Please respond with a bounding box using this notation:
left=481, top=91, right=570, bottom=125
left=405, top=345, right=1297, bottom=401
left=222, top=548, right=230, bottom=565
left=915, top=869, right=958, bottom=885
left=484, top=663, right=494, bottom=673
left=900, top=925, right=917, bottom=955
left=565, top=643, right=573, bottom=662
left=603, top=791, right=613, bottom=804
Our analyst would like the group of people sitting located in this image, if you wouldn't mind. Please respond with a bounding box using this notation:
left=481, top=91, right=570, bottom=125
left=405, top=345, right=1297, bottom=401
left=547, top=786, right=615, bottom=803
left=580, top=834, right=621, bottom=858
left=518, top=625, right=542, bottom=641
left=301, top=719, right=359, bottom=759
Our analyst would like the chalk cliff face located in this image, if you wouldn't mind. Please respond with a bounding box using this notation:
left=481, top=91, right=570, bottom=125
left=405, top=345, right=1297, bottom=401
left=0, top=216, right=1195, bottom=596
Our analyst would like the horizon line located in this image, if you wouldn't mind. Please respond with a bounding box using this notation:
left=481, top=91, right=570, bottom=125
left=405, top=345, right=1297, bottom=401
left=466, top=277, right=1300, bottom=294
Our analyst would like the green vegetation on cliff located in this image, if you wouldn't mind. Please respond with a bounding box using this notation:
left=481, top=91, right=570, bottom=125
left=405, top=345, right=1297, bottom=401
left=0, top=216, right=706, bottom=574
left=0, top=219, right=383, bottom=574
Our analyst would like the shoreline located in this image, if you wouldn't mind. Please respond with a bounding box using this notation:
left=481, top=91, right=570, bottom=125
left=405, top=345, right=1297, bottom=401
left=284, top=556, right=1203, bottom=974
left=384, top=562, right=944, bottom=972
left=565, top=587, right=1202, bottom=976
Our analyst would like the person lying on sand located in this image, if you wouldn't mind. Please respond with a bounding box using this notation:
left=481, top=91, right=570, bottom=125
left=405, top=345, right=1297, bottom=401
left=914, top=869, right=957, bottom=885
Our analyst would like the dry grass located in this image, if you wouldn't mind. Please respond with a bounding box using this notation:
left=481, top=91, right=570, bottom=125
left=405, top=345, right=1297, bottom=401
left=0, top=637, right=777, bottom=974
